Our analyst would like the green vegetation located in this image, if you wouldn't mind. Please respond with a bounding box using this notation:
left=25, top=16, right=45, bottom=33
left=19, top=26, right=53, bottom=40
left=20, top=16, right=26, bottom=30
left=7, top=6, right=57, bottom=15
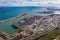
left=36, top=28, right=60, bottom=40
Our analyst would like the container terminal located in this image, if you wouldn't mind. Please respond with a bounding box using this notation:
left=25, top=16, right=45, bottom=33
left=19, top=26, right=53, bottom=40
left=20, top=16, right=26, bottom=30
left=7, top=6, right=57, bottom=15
left=0, top=11, right=60, bottom=40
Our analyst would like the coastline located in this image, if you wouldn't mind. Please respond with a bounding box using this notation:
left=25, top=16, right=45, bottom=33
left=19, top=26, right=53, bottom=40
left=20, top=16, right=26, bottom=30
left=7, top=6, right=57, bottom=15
left=0, top=13, right=27, bottom=22
left=0, top=7, right=52, bottom=35
left=0, top=15, right=20, bottom=22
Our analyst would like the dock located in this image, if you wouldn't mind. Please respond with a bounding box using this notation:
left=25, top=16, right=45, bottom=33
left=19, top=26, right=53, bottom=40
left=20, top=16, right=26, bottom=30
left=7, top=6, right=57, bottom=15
left=0, top=14, right=60, bottom=40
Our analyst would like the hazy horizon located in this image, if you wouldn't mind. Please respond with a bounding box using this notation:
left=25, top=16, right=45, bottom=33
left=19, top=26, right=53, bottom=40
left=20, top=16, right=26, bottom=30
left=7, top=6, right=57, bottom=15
left=0, top=0, right=60, bottom=7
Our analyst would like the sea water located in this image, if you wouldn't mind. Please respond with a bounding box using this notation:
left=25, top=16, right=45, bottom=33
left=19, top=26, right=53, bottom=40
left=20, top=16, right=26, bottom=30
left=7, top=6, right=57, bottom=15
left=0, top=6, right=50, bottom=35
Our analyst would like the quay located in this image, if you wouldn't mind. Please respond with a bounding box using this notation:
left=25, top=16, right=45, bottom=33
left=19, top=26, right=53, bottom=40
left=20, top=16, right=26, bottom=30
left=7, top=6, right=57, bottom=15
left=12, top=14, right=59, bottom=40
left=0, top=14, right=60, bottom=40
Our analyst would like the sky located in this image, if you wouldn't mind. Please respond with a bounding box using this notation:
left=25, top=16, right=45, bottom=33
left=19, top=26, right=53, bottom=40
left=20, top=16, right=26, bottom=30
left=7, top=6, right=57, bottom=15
left=0, top=0, right=60, bottom=6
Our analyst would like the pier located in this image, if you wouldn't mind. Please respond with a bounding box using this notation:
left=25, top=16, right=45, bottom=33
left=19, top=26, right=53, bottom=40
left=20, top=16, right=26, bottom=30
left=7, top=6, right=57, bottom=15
left=0, top=14, right=60, bottom=40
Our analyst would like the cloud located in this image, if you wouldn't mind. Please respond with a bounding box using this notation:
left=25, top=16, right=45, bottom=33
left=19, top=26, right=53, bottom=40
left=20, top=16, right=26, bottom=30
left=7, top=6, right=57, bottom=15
left=0, top=0, right=60, bottom=6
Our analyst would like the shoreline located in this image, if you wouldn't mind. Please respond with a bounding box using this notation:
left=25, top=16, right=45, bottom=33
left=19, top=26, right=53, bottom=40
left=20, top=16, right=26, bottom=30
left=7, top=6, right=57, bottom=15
left=0, top=12, right=31, bottom=22
left=0, top=14, right=51, bottom=23
left=0, top=14, right=23, bottom=22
